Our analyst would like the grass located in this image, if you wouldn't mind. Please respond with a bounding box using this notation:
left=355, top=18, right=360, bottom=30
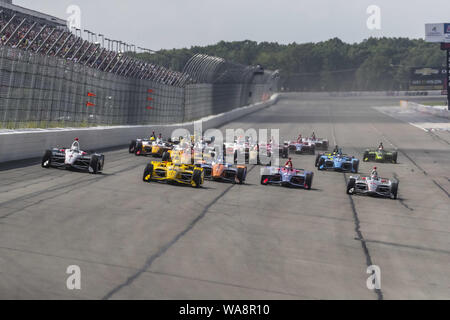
left=419, top=101, right=448, bottom=107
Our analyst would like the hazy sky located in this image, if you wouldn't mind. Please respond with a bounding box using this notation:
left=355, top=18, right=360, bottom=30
left=13, top=0, right=450, bottom=50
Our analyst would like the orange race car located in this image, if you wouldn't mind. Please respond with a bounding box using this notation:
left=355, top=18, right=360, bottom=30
left=199, top=162, right=247, bottom=184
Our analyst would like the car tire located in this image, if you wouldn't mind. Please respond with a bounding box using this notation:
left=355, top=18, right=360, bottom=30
left=260, top=175, right=270, bottom=185
left=363, top=151, right=369, bottom=162
left=317, top=157, right=325, bottom=170
left=305, top=173, right=313, bottom=190
left=233, top=150, right=238, bottom=164
left=282, top=147, right=288, bottom=159
left=42, top=150, right=52, bottom=168
left=353, top=160, right=359, bottom=174
left=392, top=151, right=398, bottom=164
left=89, top=155, right=100, bottom=174
left=134, top=142, right=143, bottom=156
left=129, top=140, right=136, bottom=153
left=315, top=154, right=321, bottom=167
left=192, top=169, right=203, bottom=188
left=237, top=167, right=246, bottom=184
left=143, top=164, right=153, bottom=182
left=391, top=181, right=399, bottom=199
left=162, top=151, right=171, bottom=162
left=346, top=178, right=356, bottom=194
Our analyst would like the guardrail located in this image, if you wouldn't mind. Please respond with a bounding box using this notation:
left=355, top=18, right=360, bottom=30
left=281, top=90, right=445, bottom=98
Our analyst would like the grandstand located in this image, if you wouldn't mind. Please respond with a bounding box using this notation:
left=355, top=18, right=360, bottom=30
left=0, top=1, right=277, bottom=128
left=0, top=1, right=191, bottom=87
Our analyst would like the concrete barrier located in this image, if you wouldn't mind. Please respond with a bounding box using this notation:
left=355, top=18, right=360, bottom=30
left=283, top=90, right=445, bottom=98
left=0, top=95, right=279, bottom=164
left=400, top=100, right=449, bottom=120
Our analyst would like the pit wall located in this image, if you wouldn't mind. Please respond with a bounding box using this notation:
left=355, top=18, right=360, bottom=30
left=0, top=94, right=279, bottom=163
left=283, top=90, right=445, bottom=98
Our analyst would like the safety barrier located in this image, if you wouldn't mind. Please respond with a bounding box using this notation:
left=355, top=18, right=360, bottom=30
left=0, top=94, right=279, bottom=163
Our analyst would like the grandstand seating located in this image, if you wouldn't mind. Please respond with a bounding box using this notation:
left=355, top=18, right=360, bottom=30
left=0, top=6, right=191, bottom=86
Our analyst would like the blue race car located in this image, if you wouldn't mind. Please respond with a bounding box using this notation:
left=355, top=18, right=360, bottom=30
left=260, top=166, right=314, bottom=189
left=315, top=151, right=359, bottom=173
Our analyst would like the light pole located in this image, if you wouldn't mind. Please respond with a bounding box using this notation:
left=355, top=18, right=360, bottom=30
left=83, top=29, right=90, bottom=41
left=98, top=34, right=104, bottom=48
left=441, top=43, right=450, bottom=110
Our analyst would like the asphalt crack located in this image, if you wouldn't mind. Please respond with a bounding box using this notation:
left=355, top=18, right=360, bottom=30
left=102, top=165, right=257, bottom=299
left=328, top=106, right=384, bottom=300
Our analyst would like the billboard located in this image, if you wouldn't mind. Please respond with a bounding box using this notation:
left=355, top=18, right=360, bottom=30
left=425, top=23, right=450, bottom=43
left=409, top=67, right=447, bottom=91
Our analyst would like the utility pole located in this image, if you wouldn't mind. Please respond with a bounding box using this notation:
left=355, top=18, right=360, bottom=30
left=443, top=43, right=450, bottom=110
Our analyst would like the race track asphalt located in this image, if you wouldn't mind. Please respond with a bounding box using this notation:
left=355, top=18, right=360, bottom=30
left=0, top=93, right=449, bottom=300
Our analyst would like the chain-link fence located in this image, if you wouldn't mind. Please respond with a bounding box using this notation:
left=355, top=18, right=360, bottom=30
left=0, top=45, right=279, bottom=129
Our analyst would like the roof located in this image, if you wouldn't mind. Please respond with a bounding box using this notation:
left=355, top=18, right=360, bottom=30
left=0, top=1, right=67, bottom=27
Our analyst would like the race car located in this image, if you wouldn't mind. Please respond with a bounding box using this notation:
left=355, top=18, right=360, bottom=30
left=41, top=138, right=104, bottom=174
left=143, top=161, right=204, bottom=188
left=315, top=151, right=359, bottom=173
left=363, top=148, right=398, bottom=164
left=134, top=139, right=173, bottom=157
left=260, top=166, right=313, bottom=189
left=129, top=138, right=149, bottom=154
left=288, top=141, right=315, bottom=155
left=274, top=142, right=289, bottom=159
left=291, top=134, right=329, bottom=151
left=248, top=144, right=272, bottom=165
left=200, top=162, right=247, bottom=184
left=304, top=137, right=329, bottom=150
left=347, top=175, right=399, bottom=199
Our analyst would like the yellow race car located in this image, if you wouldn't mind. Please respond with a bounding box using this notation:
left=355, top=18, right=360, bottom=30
left=162, top=148, right=194, bottom=165
left=142, top=161, right=204, bottom=188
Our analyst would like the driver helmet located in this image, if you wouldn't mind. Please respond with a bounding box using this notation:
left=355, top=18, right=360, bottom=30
left=71, top=138, right=80, bottom=151
left=371, top=166, right=378, bottom=176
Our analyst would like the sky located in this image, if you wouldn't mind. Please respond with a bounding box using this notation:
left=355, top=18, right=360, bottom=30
left=12, top=0, right=450, bottom=50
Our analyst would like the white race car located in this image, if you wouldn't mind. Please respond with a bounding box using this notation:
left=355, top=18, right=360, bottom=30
left=346, top=174, right=398, bottom=199
left=41, top=139, right=104, bottom=174
left=303, top=137, right=329, bottom=150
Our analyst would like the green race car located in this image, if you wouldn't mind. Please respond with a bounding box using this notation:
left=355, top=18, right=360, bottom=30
left=363, top=149, right=398, bottom=163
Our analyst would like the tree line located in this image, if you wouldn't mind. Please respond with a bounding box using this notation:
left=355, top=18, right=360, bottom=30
left=135, top=37, right=446, bottom=91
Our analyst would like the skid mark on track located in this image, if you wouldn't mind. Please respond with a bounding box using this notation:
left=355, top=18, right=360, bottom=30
left=327, top=106, right=383, bottom=300
left=0, top=162, right=145, bottom=219
left=392, top=173, right=413, bottom=212
left=146, top=270, right=312, bottom=299
left=427, top=131, right=450, bottom=146
left=343, top=174, right=383, bottom=300
left=360, top=239, right=450, bottom=255
left=369, top=123, right=449, bottom=199
left=102, top=166, right=257, bottom=299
